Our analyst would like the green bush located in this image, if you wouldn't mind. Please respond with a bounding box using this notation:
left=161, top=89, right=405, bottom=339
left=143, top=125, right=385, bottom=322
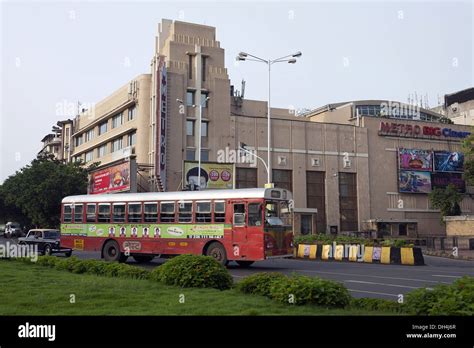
left=351, top=298, right=402, bottom=313
left=55, top=257, right=81, bottom=272
left=35, top=256, right=60, bottom=268
left=116, top=264, right=150, bottom=280
left=404, top=277, right=474, bottom=315
left=153, top=254, right=233, bottom=290
left=269, top=275, right=351, bottom=307
left=237, top=273, right=287, bottom=297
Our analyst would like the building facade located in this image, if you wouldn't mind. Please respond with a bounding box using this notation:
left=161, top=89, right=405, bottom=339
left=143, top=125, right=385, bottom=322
left=46, top=19, right=473, bottom=242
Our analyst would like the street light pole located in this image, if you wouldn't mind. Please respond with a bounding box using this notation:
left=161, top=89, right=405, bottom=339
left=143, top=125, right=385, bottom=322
left=236, top=51, right=302, bottom=187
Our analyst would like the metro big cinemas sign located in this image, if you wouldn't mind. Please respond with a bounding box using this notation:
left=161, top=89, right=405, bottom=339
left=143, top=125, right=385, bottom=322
left=379, top=121, right=471, bottom=140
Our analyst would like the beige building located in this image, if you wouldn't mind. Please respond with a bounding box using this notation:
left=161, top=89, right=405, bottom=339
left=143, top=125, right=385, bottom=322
left=432, top=87, right=474, bottom=125
left=48, top=19, right=473, bottom=246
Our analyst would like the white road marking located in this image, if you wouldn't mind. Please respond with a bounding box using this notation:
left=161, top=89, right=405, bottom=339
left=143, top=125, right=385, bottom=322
left=432, top=274, right=461, bottom=278
left=345, top=280, right=421, bottom=289
left=347, top=289, right=398, bottom=297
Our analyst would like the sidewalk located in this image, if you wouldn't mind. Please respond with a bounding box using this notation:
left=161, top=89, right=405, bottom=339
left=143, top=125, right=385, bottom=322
left=423, top=249, right=474, bottom=261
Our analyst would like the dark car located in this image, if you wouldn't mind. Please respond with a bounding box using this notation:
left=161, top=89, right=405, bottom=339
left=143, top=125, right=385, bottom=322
left=18, top=229, right=72, bottom=257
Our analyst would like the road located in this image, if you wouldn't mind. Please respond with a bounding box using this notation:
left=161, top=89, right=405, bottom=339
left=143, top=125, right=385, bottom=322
left=2, top=237, right=473, bottom=299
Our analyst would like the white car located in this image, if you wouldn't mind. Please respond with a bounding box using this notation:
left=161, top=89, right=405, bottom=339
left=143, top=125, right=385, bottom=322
left=4, top=222, right=23, bottom=238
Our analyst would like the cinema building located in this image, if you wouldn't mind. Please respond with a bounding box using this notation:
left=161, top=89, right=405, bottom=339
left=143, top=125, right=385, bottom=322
left=55, top=19, right=472, bottom=244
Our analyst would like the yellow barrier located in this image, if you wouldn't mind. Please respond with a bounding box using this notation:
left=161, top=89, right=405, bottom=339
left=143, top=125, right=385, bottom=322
left=321, top=244, right=330, bottom=260
left=401, top=247, right=415, bottom=265
left=297, top=244, right=305, bottom=258
left=309, top=245, right=317, bottom=259
left=363, top=246, right=374, bottom=263
left=381, top=247, right=391, bottom=264
left=334, top=245, right=344, bottom=261
left=349, top=245, right=358, bottom=262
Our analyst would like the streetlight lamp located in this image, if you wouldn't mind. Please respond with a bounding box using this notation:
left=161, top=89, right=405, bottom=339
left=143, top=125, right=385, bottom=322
left=177, top=96, right=210, bottom=190
left=236, top=51, right=302, bottom=186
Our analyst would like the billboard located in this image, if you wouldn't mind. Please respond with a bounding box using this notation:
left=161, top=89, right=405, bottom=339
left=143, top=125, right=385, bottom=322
left=89, top=162, right=131, bottom=194
left=155, top=55, right=167, bottom=190
left=433, top=151, right=464, bottom=172
left=399, top=170, right=432, bottom=194
left=183, top=161, right=235, bottom=190
left=398, top=148, right=432, bottom=171
left=431, top=172, right=466, bottom=193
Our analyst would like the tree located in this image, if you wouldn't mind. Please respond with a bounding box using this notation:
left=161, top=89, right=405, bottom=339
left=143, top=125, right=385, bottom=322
left=462, top=133, right=474, bottom=186
left=0, top=154, right=93, bottom=228
left=428, top=184, right=463, bottom=224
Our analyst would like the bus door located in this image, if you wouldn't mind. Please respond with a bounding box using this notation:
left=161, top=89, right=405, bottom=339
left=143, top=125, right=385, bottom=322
left=230, top=201, right=247, bottom=258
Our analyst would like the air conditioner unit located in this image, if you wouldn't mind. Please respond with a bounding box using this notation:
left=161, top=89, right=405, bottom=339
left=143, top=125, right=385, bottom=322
left=343, top=159, right=351, bottom=169
left=311, top=158, right=320, bottom=167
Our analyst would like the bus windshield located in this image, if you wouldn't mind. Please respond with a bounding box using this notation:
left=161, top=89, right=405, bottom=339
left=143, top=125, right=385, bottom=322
left=265, top=200, right=292, bottom=227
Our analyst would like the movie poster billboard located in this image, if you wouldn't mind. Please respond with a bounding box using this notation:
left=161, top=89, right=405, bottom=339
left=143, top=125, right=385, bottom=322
left=398, top=148, right=432, bottom=171
left=431, top=172, right=466, bottom=193
left=399, top=170, right=432, bottom=194
left=89, top=162, right=131, bottom=194
left=433, top=151, right=464, bottom=172
left=183, top=161, right=235, bottom=190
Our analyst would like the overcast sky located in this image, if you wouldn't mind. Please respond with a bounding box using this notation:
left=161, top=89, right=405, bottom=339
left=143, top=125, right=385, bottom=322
left=1, top=0, right=473, bottom=183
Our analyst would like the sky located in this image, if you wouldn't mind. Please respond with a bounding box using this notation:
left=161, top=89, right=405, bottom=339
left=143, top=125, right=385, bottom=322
left=1, top=0, right=473, bottom=183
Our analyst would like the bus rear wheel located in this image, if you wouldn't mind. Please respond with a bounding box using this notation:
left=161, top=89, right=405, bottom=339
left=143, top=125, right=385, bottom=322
left=103, top=240, right=127, bottom=262
left=206, top=242, right=227, bottom=266
left=133, top=255, right=154, bottom=263
left=236, top=261, right=254, bottom=268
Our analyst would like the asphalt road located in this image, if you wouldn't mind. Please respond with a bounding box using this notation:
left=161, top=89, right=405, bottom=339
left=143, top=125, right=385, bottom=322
left=3, top=237, right=474, bottom=299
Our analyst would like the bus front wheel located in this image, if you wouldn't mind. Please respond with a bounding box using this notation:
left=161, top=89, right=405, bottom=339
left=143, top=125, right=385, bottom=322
left=103, top=240, right=127, bottom=263
left=206, top=242, right=228, bottom=266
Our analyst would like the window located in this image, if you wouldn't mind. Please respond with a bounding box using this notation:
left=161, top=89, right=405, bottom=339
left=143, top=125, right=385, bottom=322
left=188, top=54, right=193, bottom=80
left=307, top=171, right=326, bottom=233
left=144, top=203, right=158, bottom=223
left=85, top=129, right=94, bottom=142
left=187, top=120, right=194, bottom=136
left=196, top=201, right=211, bottom=223
left=75, top=135, right=83, bottom=147
left=339, top=172, right=358, bottom=232
left=128, top=106, right=136, bottom=121
left=399, top=224, right=407, bottom=236
left=301, top=215, right=312, bottom=235
left=201, top=57, right=206, bottom=82
left=248, top=203, right=262, bottom=227
left=74, top=204, right=83, bottom=223
left=178, top=201, right=192, bottom=223
left=63, top=204, right=72, bottom=223
left=201, top=121, right=208, bottom=137
left=186, top=91, right=195, bottom=106
left=128, top=203, right=142, bottom=223
left=98, top=204, right=111, bottom=223
left=200, top=93, right=208, bottom=107
left=214, top=201, right=225, bottom=223
left=160, top=202, right=175, bottom=223
left=113, top=203, right=126, bottom=223
left=112, top=138, right=123, bottom=153
left=87, top=204, right=96, bottom=223
left=99, top=121, right=108, bottom=135
left=272, top=169, right=292, bottom=191
left=186, top=149, right=195, bottom=161
left=236, top=168, right=258, bottom=188
left=112, top=113, right=123, bottom=128
left=85, top=150, right=93, bottom=162
left=97, top=144, right=107, bottom=158
left=233, top=203, right=246, bottom=226
left=201, top=150, right=209, bottom=162
left=128, top=131, right=136, bottom=146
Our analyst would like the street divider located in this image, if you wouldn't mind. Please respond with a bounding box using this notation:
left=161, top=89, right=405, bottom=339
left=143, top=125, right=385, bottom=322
left=295, top=243, right=424, bottom=266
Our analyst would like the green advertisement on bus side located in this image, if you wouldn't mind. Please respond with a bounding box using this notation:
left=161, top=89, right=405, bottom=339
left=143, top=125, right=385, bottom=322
left=61, top=223, right=226, bottom=239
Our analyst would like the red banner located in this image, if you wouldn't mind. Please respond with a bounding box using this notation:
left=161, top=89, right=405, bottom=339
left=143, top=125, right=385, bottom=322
left=89, top=162, right=130, bottom=194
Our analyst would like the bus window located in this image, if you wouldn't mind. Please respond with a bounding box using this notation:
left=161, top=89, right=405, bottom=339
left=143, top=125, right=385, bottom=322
left=248, top=203, right=262, bottom=227
left=214, top=201, right=225, bottom=223
left=196, top=201, right=211, bottom=223
left=178, top=201, right=193, bottom=223
left=74, top=204, right=84, bottom=223
left=98, top=204, right=111, bottom=223
left=86, top=204, right=96, bottom=223
left=128, top=203, right=142, bottom=223
left=160, top=202, right=175, bottom=223
left=144, top=203, right=158, bottom=223
left=233, top=203, right=246, bottom=226
left=63, top=204, right=72, bottom=223
left=113, top=203, right=126, bottom=223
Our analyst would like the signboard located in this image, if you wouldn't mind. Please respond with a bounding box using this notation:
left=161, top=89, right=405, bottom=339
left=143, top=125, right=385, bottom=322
left=432, top=172, right=466, bottom=192
left=183, top=161, right=235, bottom=190
left=89, top=162, right=131, bottom=194
left=399, top=170, right=432, bottom=194
left=398, top=148, right=432, bottom=171
left=433, top=151, right=464, bottom=172
left=379, top=121, right=471, bottom=139
left=155, top=55, right=167, bottom=190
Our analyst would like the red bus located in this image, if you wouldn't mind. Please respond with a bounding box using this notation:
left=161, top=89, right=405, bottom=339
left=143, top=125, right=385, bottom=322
left=60, top=188, right=294, bottom=266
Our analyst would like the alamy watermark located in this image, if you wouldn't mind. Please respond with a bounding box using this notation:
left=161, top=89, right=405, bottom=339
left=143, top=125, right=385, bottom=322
left=0, top=242, right=39, bottom=262
left=217, top=146, right=257, bottom=167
